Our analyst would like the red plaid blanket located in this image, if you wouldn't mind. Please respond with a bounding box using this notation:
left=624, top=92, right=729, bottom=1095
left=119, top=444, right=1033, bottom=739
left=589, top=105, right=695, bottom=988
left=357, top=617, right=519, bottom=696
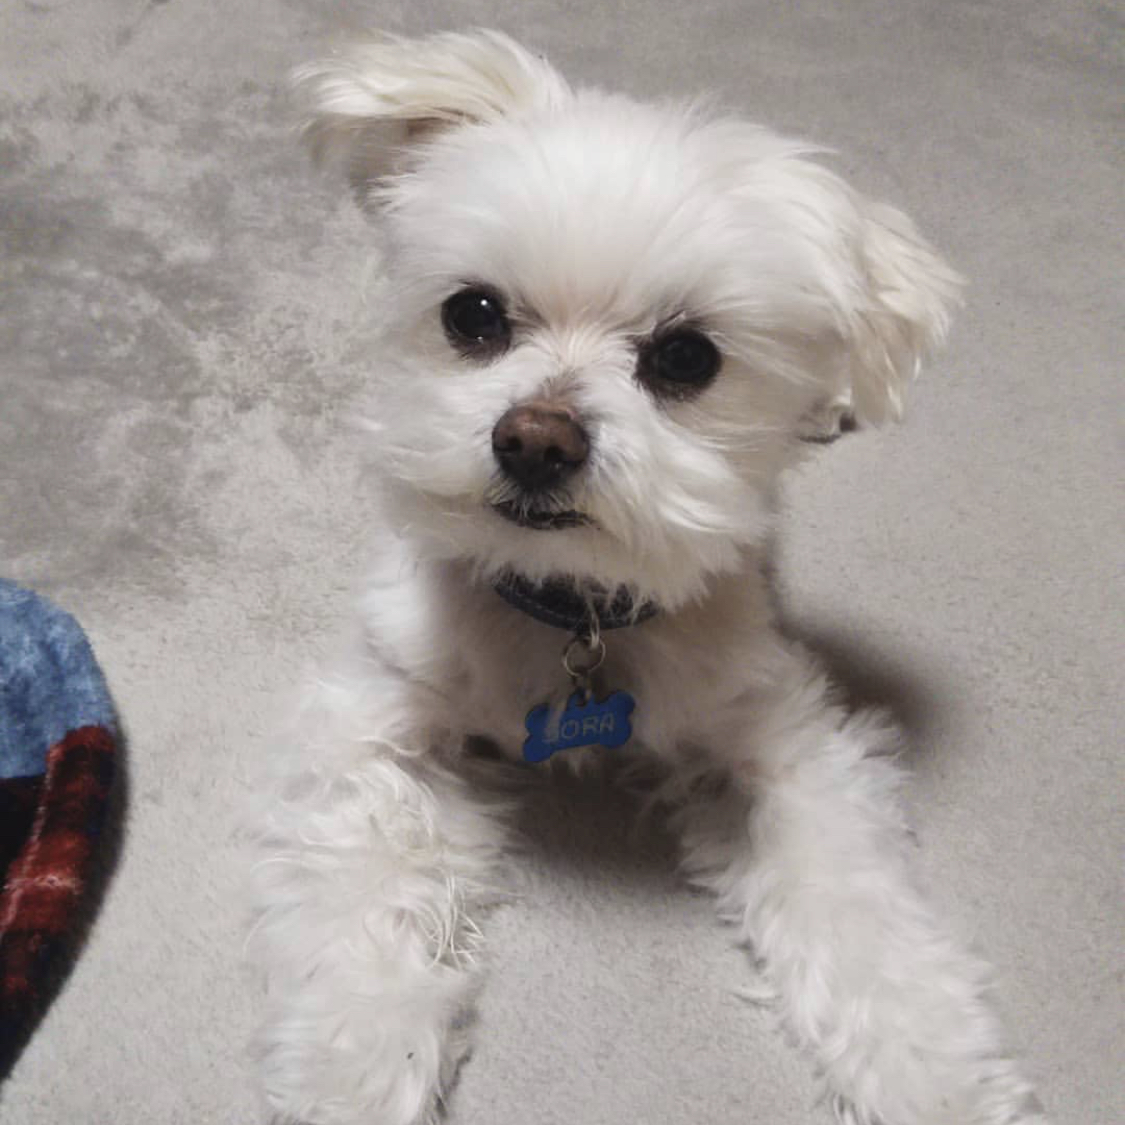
left=0, top=582, right=118, bottom=1073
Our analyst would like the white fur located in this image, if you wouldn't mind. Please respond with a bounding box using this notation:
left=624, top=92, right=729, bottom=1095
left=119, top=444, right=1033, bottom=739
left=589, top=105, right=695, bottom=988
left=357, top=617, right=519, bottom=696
left=249, top=31, right=1045, bottom=1125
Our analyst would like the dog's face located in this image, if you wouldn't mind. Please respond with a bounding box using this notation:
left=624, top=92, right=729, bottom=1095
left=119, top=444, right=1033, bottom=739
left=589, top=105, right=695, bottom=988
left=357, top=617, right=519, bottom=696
left=300, top=32, right=959, bottom=608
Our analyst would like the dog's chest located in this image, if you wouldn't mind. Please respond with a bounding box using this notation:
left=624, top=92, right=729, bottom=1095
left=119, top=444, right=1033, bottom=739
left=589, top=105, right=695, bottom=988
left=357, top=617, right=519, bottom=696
left=450, top=625, right=698, bottom=766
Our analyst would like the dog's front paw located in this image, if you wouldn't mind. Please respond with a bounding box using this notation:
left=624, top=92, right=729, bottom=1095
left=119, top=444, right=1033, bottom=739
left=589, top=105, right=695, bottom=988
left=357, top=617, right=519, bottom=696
left=835, top=1106, right=1053, bottom=1125
left=831, top=1076, right=1051, bottom=1125
left=256, top=1007, right=471, bottom=1125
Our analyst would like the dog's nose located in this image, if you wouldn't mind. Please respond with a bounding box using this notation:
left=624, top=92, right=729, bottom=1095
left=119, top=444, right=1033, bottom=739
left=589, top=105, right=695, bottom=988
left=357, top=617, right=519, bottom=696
left=491, top=403, right=589, bottom=491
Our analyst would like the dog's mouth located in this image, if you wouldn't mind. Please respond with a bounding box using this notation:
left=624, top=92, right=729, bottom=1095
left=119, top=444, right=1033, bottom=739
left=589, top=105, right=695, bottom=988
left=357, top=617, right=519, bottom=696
left=491, top=500, right=591, bottom=531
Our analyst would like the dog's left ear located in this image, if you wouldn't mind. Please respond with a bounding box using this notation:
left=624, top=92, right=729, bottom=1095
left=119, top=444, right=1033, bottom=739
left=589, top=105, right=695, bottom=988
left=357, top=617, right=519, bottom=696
left=294, top=31, right=570, bottom=201
left=843, top=199, right=964, bottom=424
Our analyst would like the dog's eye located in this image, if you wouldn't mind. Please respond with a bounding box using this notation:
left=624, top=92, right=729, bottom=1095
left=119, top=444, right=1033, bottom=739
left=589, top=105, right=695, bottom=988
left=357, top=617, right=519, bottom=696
left=441, top=287, right=511, bottom=359
left=639, top=328, right=721, bottom=394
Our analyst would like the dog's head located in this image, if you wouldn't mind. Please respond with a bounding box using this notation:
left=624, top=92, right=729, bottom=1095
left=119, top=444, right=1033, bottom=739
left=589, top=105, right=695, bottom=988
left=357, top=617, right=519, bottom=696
left=299, top=31, right=960, bottom=609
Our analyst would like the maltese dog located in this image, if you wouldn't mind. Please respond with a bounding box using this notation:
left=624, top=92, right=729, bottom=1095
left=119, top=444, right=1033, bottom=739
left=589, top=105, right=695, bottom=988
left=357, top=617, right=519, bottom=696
left=249, top=30, right=1046, bottom=1125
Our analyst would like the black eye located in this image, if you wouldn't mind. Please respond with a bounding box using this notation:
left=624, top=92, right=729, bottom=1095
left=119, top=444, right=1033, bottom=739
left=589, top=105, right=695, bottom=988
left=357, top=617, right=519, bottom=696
left=639, top=328, right=721, bottom=394
left=441, top=287, right=511, bottom=359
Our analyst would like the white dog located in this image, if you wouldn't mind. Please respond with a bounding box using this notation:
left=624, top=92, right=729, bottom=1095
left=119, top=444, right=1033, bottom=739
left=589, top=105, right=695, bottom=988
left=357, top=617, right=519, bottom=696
left=249, top=31, right=1046, bottom=1125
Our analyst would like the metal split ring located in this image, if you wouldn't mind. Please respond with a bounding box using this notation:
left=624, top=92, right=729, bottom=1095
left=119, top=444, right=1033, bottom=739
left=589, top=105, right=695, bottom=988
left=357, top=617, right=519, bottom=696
left=562, top=632, right=606, bottom=682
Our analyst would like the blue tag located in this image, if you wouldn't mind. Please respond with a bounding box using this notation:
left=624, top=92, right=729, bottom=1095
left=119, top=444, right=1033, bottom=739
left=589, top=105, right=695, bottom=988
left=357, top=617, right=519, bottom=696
left=523, top=690, right=636, bottom=763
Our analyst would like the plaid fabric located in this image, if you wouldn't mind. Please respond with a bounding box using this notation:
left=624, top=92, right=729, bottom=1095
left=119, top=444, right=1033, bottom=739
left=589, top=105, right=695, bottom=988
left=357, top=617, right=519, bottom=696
left=0, top=582, right=118, bottom=1073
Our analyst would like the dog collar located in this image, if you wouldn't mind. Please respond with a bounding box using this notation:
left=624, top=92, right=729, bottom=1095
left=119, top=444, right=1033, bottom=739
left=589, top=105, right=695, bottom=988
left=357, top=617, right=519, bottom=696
left=492, top=571, right=658, bottom=635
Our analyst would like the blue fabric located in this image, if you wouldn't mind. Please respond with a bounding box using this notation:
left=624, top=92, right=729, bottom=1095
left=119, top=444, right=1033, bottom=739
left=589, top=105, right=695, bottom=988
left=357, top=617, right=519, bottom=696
left=0, top=581, right=117, bottom=781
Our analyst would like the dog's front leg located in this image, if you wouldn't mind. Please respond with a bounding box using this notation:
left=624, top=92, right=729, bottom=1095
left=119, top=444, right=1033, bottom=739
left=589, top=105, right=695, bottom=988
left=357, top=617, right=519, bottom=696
left=676, top=646, right=1045, bottom=1125
left=248, top=682, right=507, bottom=1125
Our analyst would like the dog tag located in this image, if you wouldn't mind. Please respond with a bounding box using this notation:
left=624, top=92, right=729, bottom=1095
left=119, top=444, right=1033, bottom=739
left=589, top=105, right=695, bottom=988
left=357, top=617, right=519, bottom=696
left=522, top=690, right=635, bottom=763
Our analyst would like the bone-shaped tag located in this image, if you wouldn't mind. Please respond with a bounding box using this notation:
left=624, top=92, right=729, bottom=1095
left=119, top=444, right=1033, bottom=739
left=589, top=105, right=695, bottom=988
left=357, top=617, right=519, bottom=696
left=522, top=691, right=635, bottom=763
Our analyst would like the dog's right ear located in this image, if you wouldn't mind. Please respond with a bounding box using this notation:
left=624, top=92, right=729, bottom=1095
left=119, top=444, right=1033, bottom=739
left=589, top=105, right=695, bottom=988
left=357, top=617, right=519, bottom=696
left=295, top=30, right=570, bottom=202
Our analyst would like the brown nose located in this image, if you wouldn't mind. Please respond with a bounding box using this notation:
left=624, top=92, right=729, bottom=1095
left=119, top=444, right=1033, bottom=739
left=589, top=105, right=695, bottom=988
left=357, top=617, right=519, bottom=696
left=491, top=403, right=590, bottom=491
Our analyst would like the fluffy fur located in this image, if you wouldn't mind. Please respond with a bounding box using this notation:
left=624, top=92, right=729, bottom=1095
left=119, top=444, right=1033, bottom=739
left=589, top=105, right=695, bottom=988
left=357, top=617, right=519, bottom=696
left=248, top=31, right=1046, bottom=1125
